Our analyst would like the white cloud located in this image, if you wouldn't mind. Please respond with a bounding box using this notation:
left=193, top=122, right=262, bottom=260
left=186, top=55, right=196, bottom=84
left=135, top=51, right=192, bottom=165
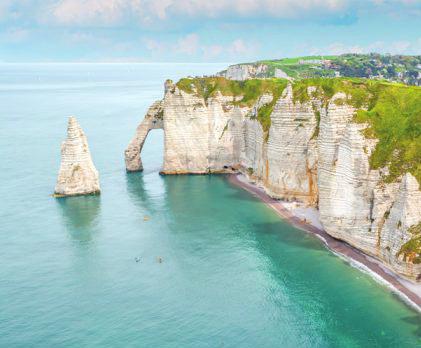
left=175, top=33, right=199, bottom=55
left=163, top=0, right=348, bottom=19
left=64, top=31, right=111, bottom=46
left=228, top=39, right=253, bottom=55
left=144, top=38, right=166, bottom=53
left=2, top=0, right=421, bottom=27
left=308, top=38, right=421, bottom=55
left=322, top=42, right=364, bottom=55
left=145, top=33, right=257, bottom=60
left=47, top=0, right=350, bottom=26
left=0, top=0, right=13, bottom=19
left=1, top=27, right=30, bottom=42
left=66, top=31, right=97, bottom=43
left=389, top=40, right=411, bottom=53
left=202, top=44, right=224, bottom=59
left=50, top=0, right=130, bottom=25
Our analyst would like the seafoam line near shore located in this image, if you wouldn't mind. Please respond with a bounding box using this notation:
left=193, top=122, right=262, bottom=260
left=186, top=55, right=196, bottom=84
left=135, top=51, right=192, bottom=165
left=227, top=173, right=421, bottom=314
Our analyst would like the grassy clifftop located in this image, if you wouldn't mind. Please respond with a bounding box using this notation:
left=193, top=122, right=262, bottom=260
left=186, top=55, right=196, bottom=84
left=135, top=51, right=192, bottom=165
left=176, top=77, right=287, bottom=106
left=228, top=53, right=421, bottom=85
left=176, top=77, right=287, bottom=133
left=291, top=78, right=421, bottom=184
left=175, top=76, right=421, bottom=184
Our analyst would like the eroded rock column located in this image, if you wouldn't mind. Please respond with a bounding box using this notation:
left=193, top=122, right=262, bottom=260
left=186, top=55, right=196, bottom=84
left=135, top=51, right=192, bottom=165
left=54, top=116, right=100, bottom=196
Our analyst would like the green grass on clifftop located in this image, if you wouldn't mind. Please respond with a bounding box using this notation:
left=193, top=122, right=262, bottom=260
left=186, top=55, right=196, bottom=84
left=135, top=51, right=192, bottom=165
left=354, top=83, right=421, bottom=183
left=259, top=56, right=337, bottom=78
left=176, top=77, right=287, bottom=133
left=176, top=77, right=287, bottom=106
left=292, top=78, right=421, bottom=183
left=176, top=76, right=421, bottom=184
left=247, top=53, right=421, bottom=84
left=291, top=77, right=384, bottom=108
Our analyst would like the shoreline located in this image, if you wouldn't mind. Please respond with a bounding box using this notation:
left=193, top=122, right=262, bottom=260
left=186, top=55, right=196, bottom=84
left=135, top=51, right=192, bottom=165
left=227, top=173, right=421, bottom=313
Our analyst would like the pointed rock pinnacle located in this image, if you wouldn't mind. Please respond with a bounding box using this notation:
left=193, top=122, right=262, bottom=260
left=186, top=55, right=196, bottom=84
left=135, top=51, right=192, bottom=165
left=54, top=116, right=100, bottom=197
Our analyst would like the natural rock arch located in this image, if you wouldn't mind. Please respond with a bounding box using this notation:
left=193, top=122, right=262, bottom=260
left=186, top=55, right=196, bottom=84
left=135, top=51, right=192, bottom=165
left=125, top=101, right=164, bottom=172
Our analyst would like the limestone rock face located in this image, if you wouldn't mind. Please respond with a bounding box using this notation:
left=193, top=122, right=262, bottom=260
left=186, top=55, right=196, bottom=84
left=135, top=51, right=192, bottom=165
left=218, top=63, right=288, bottom=80
left=125, top=82, right=421, bottom=281
left=274, top=68, right=288, bottom=79
left=218, top=64, right=269, bottom=81
left=379, top=174, right=421, bottom=280
left=160, top=81, right=249, bottom=174
left=55, top=117, right=100, bottom=196
left=242, top=85, right=318, bottom=204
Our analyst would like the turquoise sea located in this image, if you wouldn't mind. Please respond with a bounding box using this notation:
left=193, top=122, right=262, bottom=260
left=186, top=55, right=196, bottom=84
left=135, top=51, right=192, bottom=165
left=0, top=63, right=420, bottom=347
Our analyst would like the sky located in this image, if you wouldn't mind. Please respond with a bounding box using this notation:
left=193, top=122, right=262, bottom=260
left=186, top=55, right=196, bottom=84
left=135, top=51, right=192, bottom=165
left=0, top=0, right=420, bottom=62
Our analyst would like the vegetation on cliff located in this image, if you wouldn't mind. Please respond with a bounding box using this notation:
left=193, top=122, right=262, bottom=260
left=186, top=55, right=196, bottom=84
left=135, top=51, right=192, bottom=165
left=260, top=55, right=337, bottom=79
left=176, top=77, right=287, bottom=134
left=230, top=53, right=421, bottom=85
left=176, top=76, right=420, bottom=184
left=355, top=84, right=421, bottom=183
left=176, top=77, right=286, bottom=106
left=291, top=77, right=383, bottom=108
left=291, top=78, right=421, bottom=184
left=397, top=222, right=421, bottom=264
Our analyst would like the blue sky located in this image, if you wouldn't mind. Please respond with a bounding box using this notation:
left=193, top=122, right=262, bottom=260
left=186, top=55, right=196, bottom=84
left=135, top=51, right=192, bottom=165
left=0, top=0, right=420, bottom=62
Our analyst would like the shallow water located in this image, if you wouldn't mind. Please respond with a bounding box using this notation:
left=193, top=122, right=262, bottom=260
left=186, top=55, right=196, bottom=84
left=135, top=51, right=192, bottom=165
left=0, top=63, right=420, bottom=347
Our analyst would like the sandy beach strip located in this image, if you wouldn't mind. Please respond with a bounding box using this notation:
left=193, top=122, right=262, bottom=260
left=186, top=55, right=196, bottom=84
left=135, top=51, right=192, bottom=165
left=227, top=173, right=421, bottom=313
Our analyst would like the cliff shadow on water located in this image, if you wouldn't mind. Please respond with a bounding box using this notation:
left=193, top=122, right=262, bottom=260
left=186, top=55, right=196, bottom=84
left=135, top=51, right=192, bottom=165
left=252, top=221, right=324, bottom=252
left=401, top=315, right=421, bottom=337
left=125, top=171, right=166, bottom=215
left=222, top=177, right=265, bottom=202
left=125, top=127, right=166, bottom=214
left=56, top=195, right=101, bottom=243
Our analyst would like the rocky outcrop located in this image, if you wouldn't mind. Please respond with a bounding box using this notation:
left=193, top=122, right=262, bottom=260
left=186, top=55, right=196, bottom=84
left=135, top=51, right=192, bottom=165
left=379, top=174, right=421, bottom=279
left=218, top=64, right=270, bottom=81
left=55, top=117, right=100, bottom=196
left=125, top=81, right=421, bottom=281
left=218, top=63, right=288, bottom=80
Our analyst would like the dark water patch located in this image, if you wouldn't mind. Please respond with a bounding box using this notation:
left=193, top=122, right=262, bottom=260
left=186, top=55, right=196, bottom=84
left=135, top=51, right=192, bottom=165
left=56, top=195, right=101, bottom=243
left=252, top=221, right=324, bottom=252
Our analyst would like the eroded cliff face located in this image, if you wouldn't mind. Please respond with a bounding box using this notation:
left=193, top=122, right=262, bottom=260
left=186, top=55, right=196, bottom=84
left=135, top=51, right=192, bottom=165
left=55, top=117, right=100, bottom=196
left=218, top=63, right=288, bottom=81
left=217, top=64, right=269, bottom=81
left=125, top=80, right=421, bottom=281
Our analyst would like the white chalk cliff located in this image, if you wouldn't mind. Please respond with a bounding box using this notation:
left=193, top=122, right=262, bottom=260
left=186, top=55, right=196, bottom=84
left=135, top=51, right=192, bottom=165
left=55, top=117, right=100, bottom=196
left=125, top=80, right=421, bottom=281
left=218, top=63, right=288, bottom=80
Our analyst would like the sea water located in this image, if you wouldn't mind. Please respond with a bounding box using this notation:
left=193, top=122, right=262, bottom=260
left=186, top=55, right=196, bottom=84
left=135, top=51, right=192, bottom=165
left=0, top=63, right=420, bottom=347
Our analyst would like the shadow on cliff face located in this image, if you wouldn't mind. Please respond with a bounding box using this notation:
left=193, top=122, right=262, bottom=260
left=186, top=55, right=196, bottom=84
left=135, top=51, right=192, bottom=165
left=56, top=195, right=101, bottom=243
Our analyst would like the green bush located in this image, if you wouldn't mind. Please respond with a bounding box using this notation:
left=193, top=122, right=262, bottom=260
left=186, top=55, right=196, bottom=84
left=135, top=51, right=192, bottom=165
left=397, top=223, right=421, bottom=264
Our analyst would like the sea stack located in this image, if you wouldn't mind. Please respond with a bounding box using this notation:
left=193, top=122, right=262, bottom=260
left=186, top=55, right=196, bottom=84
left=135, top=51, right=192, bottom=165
left=54, top=116, right=100, bottom=197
